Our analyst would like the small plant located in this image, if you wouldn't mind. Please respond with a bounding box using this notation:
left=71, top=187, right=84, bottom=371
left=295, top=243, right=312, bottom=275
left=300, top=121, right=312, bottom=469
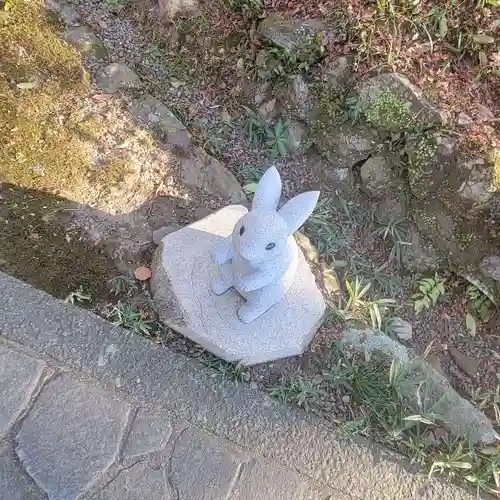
left=222, top=0, right=262, bottom=15
left=267, top=376, right=319, bottom=412
left=467, top=284, right=494, bottom=322
left=343, top=96, right=363, bottom=123
left=473, top=385, right=500, bottom=424
left=365, top=90, right=411, bottom=132
left=107, top=301, right=155, bottom=336
left=336, top=277, right=396, bottom=329
left=265, top=119, right=289, bottom=158
left=103, top=0, right=128, bottom=12
left=109, top=275, right=138, bottom=297
left=64, top=287, right=91, bottom=305
left=203, top=357, right=249, bottom=384
left=240, top=106, right=267, bottom=147
left=372, top=216, right=411, bottom=267
left=412, top=273, right=446, bottom=313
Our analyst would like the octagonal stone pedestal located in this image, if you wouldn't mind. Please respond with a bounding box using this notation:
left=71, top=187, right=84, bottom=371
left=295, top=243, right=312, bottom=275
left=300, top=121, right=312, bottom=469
left=151, top=205, right=325, bottom=365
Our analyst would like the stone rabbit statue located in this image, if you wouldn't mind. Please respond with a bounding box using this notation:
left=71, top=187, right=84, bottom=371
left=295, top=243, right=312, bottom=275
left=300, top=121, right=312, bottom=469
left=211, top=166, right=319, bottom=323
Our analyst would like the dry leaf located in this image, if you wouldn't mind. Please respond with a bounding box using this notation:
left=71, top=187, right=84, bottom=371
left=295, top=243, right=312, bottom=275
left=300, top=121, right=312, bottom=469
left=134, top=266, right=152, bottom=281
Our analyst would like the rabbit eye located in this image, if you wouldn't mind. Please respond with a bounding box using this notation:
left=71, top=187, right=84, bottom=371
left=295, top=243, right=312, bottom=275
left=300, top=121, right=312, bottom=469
left=265, top=243, right=275, bottom=251
left=239, top=226, right=245, bottom=236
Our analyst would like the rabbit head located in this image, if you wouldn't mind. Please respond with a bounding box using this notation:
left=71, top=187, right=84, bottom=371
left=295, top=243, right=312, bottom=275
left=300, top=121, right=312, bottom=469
left=232, top=166, right=319, bottom=265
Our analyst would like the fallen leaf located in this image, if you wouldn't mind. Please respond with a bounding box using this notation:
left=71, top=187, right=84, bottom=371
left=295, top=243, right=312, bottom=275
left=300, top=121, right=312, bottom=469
left=466, top=313, right=476, bottom=337
left=16, top=79, right=39, bottom=89
left=473, top=34, right=495, bottom=45
left=243, top=182, right=259, bottom=194
left=134, top=266, right=152, bottom=281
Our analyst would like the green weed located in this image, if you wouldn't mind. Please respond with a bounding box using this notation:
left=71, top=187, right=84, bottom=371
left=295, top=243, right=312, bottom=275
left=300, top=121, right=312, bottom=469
left=412, top=273, right=446, bottom=313
left=373, top=216, right=411, bottom=267
left=221, top=0, right=262, bottom=15
left=107, top=301, right=155, bottom=336
left=203, top=357, right=250, bottom=384
left=267, top=376, right=319, bottom=412
left=265, top=118, right=289, bottom=158
left=103, top=0, right=128, bottom=12
left=467, top=284, right=494, bottom=322
left=109, top=275, right=138, bottom=297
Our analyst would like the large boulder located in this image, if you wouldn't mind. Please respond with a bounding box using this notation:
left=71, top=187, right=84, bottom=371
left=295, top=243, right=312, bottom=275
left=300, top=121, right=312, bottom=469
left=279, top=75, right=312, bottom=122
left=258, top=15, right=325, bottom=54
left=356, top=73, right=444, bottom=133
left=360, top=154, right=402, bottom=199
left=314, top=122, right=379, bottom=168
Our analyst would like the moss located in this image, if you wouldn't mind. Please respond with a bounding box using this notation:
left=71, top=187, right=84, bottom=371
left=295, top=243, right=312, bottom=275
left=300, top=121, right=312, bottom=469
left=94, top=157, right=133, bottom=186
left=0, top=0, right=94, bottom=199
left=310, top=81, right=342, bottom=121
left=366, top=90, right=411, bottom=132
left=407, top=134, right=438, bottom=198
left=75, top=116, right=107, bottom=142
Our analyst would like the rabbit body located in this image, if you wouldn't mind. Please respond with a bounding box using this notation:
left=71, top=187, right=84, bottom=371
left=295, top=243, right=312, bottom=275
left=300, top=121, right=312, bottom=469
left=211, top=167, right=319, bottom=323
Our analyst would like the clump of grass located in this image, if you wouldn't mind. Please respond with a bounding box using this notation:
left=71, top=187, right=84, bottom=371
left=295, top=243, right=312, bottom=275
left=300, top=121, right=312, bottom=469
left=107, top=301, right=155, bottom=336
left=365, top=90, right=411, bottom=132
left=202, top=357, right=250, bottom=385
left=267, top=375, right=319, bottom=412
left=373, top=216, right=411, bottom=267
left=467, top=284, right=495, bottom=322
left=221, top=0, right=262, bottom=16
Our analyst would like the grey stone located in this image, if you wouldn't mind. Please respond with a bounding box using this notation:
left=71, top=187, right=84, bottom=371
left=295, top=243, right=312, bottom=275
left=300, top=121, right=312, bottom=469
left=325, top=56, right=353, bottom=92
left=179, top=148, right=245, bottom=202
left=448, top=346, right=478, bottom=378
left=356, top=73, right=444, bottom=127
left=0, top=347, right=44, bottom=435
left=231, top=459, right=332, bottom=500
left=481, top=255, right=500, bottom=281
left=258, top=15, right=325, bottom=53
left=343, top=327, right=498, bottom=444
left=458, top=158, right=496, bottom=206
left=281, top=75, right=312, bottom=121
left=314, top=123, right=379, bottom=168
left=388, top=317, right=412, bottom=341
left=96, top=63, right=139, bottom=93
left=0, top=273, right=479, bottom=500
left=151, top=206, right=325, bottom=365
left=287, top=120, right=306, bottom=155
left=45, top=0, right=80, bottom=26
left=169, top=427, right=241, bottom=500
left=457, top=112, right=473, bottom=126
left=360, top=155, right=398, bottom=198
left=123, top=409, right=173, bottom=458
left=406, top=223, right=441, bottom=272
left=153, top=224, right=181, bottom=245
left=129, top=95, right=191, bottom=151
left=64, top=27, right=107, bottom=58
left=159, top=0, right=199, bottom=17
left=92, top=461, right=166, bottom=500
left=375, top=195, right=408, bottom=221
left=309, top=155, right=353, bottom=192
left=16, top=375, right=130, bottom=500
left=0, top=449, right=46, bottom=500
left=258, top=98, right=278, bottom=121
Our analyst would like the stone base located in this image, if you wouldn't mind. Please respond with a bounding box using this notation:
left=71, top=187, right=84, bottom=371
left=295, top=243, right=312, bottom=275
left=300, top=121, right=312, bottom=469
left=151, top=206, right=325, bottom=365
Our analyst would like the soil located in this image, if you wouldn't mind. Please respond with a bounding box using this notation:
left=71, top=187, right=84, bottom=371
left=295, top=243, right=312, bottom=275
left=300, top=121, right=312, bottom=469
left=1, top=0, right=499, bottom=436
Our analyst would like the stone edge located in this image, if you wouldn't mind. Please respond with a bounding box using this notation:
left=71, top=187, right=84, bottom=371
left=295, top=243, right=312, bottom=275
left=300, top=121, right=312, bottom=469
left=0, top=272, right=475, bottom=500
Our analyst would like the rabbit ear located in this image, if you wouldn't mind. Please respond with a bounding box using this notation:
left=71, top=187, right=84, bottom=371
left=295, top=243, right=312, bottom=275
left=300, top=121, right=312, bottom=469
left=252, top=166, right=282, bottom=212
left=278, top=191, right=320, bottom=234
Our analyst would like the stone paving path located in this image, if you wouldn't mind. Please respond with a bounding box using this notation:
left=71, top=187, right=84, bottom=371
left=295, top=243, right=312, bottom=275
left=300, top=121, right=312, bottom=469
left=0, top=271, right=478, bottom=500
left=0, top=343, right=335, bottom=500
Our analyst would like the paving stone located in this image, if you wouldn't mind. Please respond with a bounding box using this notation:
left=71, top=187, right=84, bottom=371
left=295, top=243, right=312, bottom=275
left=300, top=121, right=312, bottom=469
left=91, top=461, right=167, bottom=500
left=16, top=375, right=130, bottom=500
left=0, top=347, right=44, bottom=435
left=96, top=63, right=140, bottom=93
left=169, top=427, right=241, bottom=500
left=123, top=409, right=173, bottom=458
left=0, top=450, right=47, bottom=500
left=231, top=460, right=333, bottom=500
left=64, top=27, right=107, bottom=58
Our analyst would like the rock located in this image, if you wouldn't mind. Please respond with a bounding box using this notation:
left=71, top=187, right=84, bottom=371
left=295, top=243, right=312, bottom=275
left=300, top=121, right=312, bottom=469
left=258, top=98, right=278, bottom=121
left=123, top=409, right=173, bottom=458
left=91, top=461, right=166, bottom=500
left=407, top=133, right=457, bottom=200
left=0, top=448, right=46, bottom=500
left=16, top=375, right=130, bottom=500
left=480, top=255, right=500, bottom=281
left=294, top=231, right=319, bottom=264
left=309, top=155, right=353, bottom=192
left=258, top=15, right=325, bottom=54
left=179, top=148, right=245, bottom=202
left=158, top=0, right=199, bottom=17
left=448, top=346, right=478, bottom=378
left=254, top=82, right=271, bottom=106
left=457, top=157, right=497, bottom=207
left=287, top=120, right=306, bottom=155
left=129, top=95, right=191, bottom=151
left=0, top=347, right=44, bottom=435
left=152, top=224, right=181, bottom=244
left=64, top=27, right=107, bottom=58
left=45, top=0, right=80, bottom=26
left=325, top=56, right=354, bottom=92
left=356, top=73, right=444, bottom=130
left=457, top=112, right=473, bottom=127
left=169, top=427, right=241, bottom=500
left=425, top=354, right=443, bottom=375
left=343, top=327, right=497, bottom=443
left=476, top=104, right=495, bottom=122
left=280, top=75, right=312, bottom=122
left=314, top=122, right=379, bottom=168
left=388, top=317, right=412, bottom=341
left=151, top=206, right=325, bottom=365
left=96, top=63, right=139, bottom=93
left=360, top=155, right=400, bottom=198
left=405, top=223, right=441, bottom=272
left=375, top=195, right=408, bottom=221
